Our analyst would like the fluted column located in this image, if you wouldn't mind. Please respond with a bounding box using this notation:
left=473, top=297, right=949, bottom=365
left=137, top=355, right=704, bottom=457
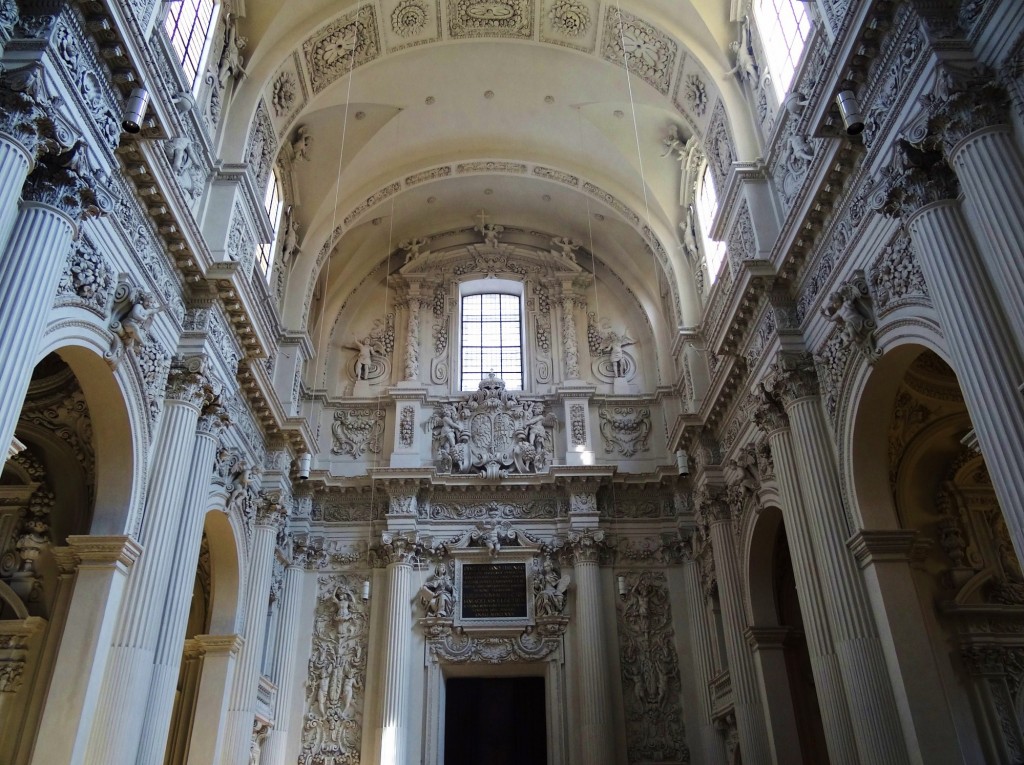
left=931, top=77, right=1024, bottom=347
left=764, top=353, right=910, bottom=764
left=221, top=498, right=288, bottom=765
left=751, top=398, right=858, bottom=765
left=877, top=147, right=1024, bottom=565
left=0, top=148, right=106, bottom=454
left=681, top=542, right=728, bottom=764
left=567, top=529, right=614, bottom=765
left=137, top=403, right=230, bottom=765
left=260, top=564, right=304, bottom=765
left=187, top=635, right=245, bottom=765
left=699, top=488, right=772, bottom=765
left=375, top=532, right=419, bottom=765
left=0, top=135, right=30, bottom=251
left=84, top=361, right=214, bottom=765
left=31, top=536, right=142, bottom=765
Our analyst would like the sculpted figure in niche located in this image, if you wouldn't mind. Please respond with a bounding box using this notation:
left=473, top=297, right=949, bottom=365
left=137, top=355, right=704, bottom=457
left=551, top=236, right=580, bottom=263
left=419, top=563, right=455, bottom=618
left=345, top=336, right=381, bottom=380
left=534, top=558, right=570, bottom=617
left=725, top=15, right=758, bottom=86
left=600, top=327, right=635, bottom=378
left=281, top=205, right=300, bottom=266
left=400, top=237, right=428, bottom=264
left=291, top=124, right=312, bottom=162
left=217, top=13, right=246, bottom=89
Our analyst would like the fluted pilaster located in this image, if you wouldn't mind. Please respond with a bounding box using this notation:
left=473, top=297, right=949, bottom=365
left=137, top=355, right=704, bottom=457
left=136, top=404, right=230, bottom=765
left=700, top=488, right=772, bottom=765
left=260, top=564, right=304, bottom=765
left=765, top=354, right=910, bottom=764
left=84, top=363, right=213, bottom=765
left=376, top=532, right=419, bottom=765
left=567, top=529, right=614, bottom=765
left=0, top=135, right=30, bottom=254
left=752, top=395, right=858, bottom=765
left=221, top=499, right=287, bottom=765
left=681, top=549, right=728, bottom=764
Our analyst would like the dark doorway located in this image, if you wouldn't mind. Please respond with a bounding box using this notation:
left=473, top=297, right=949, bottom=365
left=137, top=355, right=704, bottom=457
left=444, top=676, right=547, bottom=765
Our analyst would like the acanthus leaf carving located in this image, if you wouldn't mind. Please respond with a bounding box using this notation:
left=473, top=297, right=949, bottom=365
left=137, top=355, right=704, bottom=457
left=599, top=406, right=652, bottom=457
left=331, top=408, right=384, bottom=457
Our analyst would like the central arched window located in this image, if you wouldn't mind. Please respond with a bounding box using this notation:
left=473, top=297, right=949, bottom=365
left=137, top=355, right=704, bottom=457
left=164, top=0, right=219, bottom=90
left=460, top=282, right=523, bottom=391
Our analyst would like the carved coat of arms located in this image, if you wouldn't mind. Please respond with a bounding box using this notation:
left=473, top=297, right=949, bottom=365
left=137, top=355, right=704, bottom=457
left=432, top=375, right=555, bottom=479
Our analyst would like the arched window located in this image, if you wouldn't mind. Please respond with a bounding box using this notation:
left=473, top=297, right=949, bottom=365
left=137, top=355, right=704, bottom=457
left=164, top=0, right=218, bottom=89
left=459, top=281, right=523, bottom=391
left=695, top=165, right=727, bottom=285
left=256, top=168, right=284, bottom=280
left=753, top=0, right=812, bottom=103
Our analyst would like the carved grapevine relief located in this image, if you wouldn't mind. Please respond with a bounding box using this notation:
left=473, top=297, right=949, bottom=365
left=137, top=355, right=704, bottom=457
left=616, top=571, right=688, bottom=763
left=570, top=403, right=586, bottom=447
left=399, top=405, right=415, bottom=447
left=300, top=576, right=369, bottom=764
left=599, top=407, right=652, bottom=457
left=331, top=409, right=385, bottom=457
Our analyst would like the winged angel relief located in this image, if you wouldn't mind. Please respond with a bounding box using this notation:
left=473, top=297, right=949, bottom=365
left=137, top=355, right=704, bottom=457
left=432, top=374, right=556, bottom=478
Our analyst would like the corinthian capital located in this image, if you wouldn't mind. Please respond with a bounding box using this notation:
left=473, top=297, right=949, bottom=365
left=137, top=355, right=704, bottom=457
left=695, top=485, right=731, bottom=524
left=764, top=351, right=819, bottom=407
left=197, top=399, right=231, bottom=437
left=872, top=139, right=960, bottom=219
left=374, top=531, right=422, bottom=566
left=255, top=494, right=288, bottom=529
left=564, top=528, right=609, bottom=565
left=22, top=141, right=113, bottom=220
left=165, top=357, right=215, bottom=408
left=749, top=385, right=788, bottom=435
left=926, top=66, right=1011, bottom=153
left=0, top=64, right=53, bottom=158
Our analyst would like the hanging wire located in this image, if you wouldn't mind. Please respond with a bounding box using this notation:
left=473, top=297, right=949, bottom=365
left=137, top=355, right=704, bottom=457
left=367, top=108, right=404, bottom=566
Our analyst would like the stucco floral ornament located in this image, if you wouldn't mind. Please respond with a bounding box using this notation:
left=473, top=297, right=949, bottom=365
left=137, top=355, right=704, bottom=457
left=549, top=0, right=590, bottom=37
left=392, top=0, right=428, bottom=37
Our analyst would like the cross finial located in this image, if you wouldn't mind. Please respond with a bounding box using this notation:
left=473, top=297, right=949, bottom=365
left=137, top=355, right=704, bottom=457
left=475, top=209, right=490, bottom=229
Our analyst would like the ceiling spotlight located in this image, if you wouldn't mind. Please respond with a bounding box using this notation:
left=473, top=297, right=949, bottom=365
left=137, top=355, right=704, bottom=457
left=835, top=90, right=864, bottom=136
left=122, top=87, right=150, bottom=133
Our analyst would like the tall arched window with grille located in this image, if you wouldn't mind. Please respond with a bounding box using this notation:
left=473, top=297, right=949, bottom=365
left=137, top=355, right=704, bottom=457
left=257, top=168, right=284, bottom=281
left=695, top=164, right=727, bottom=286
left=164, top=0, right=218, bottom=89
left=753, top=0, right=812, bottom=103
left=459, top=280, right=524, bottom=391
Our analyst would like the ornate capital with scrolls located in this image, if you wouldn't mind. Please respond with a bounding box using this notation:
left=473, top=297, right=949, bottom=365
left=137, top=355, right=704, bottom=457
left=926, top=67, right=1011, bottom=154
left=873, top=139, right=960, bottom=219
left=22, top=141, right=112, bottom=221
left=750, top=386, right=788, bottom=435
left=563, top=528, right=609, bottom=565
left=695, top=485, right=731, bottom=524
left=374, top=531, right=422, bottom=567
left=196, top=400, right=231, bottom=437
left=764, top=351, right=819, bottom=407
left=165, top=357, right=214, bottom=408
left=255, top=494, right=288, bottom=529
left=0, top=64, right=54, bottom=158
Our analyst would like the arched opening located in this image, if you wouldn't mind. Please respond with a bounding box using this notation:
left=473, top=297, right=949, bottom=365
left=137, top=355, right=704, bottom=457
left=849, top=345, right=1022, bottom=761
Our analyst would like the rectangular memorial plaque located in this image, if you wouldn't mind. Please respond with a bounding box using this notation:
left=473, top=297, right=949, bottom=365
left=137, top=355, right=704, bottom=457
left=460, top=563, right=528, bottom=620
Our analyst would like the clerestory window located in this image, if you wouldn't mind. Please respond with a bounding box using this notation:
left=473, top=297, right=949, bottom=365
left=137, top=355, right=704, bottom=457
left=460, top=286, right=523, bottom=391
left=695, top=164, right=727, bottom=285
left=753, top=0, right=812, bottom=103
left=164, top=0, right=218, bottom=90
left=256, top=168, right=284, bottom=280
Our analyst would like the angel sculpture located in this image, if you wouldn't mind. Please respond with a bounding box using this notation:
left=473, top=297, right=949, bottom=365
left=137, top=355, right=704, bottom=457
left=399, top=237, right=429, bottom=264
left=291, top=124, right=313, bottom=162
left=344, top=336, right=384, bottom=380
left=600, top=328, right=636, bottom=378
left=281, top=206, right=300, bottom=265
left=551, top=236, right=579, bottom=263
left=725, top=15, right=758, bottom=86
left=534, top=559, right=571, bottom=617
left=660, top=124, right=686, bottom=162
left=106, top=285, right=162, bottom=369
